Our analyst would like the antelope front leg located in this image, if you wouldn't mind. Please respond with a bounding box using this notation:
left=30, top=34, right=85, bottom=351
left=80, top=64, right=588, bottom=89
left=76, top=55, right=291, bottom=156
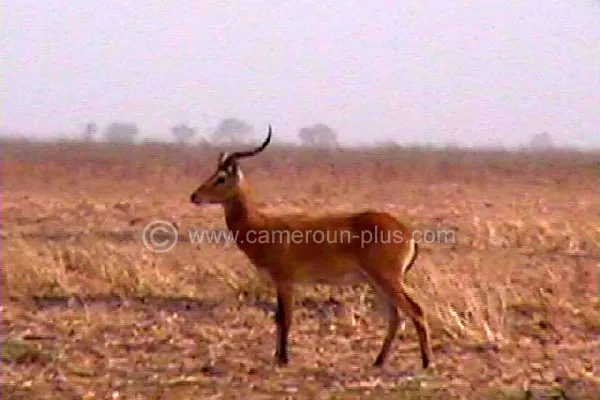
left=274, top=284, right=293, bottom=366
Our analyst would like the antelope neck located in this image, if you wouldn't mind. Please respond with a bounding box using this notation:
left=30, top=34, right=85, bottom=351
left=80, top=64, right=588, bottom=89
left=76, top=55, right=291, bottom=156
left=223, top=191, right=262, bottom=233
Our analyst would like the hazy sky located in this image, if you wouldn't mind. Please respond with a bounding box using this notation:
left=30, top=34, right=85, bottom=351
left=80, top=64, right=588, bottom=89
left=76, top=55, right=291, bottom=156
left=3, top=1, right=599, bottom=147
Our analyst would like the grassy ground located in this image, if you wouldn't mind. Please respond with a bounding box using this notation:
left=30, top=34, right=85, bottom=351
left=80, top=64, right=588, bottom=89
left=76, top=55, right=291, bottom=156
left=2, top=141, right=598, bottom=399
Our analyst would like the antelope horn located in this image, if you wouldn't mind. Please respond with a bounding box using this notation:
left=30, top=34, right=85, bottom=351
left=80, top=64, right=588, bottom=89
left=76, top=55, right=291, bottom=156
left=226, top=125, right=272, bottom=162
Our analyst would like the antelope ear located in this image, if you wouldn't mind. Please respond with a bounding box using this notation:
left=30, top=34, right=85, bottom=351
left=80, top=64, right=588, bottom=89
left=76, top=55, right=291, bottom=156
left=235, top=166, right=244, bottom=181
left=226, top=159, right=239, bottom=176
left=218, top=152, right=229, bottom=165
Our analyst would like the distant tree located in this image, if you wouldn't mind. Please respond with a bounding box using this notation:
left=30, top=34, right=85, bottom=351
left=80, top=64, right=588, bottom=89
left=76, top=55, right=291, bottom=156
left=298, top=123, right=338, bottom=147
left=83, top=122, right=97, bottom=142
left=197, top=136, right=212, bottom=147
left=443, top=141, right=460, bottom=149
left=529, top=132, right=553, bottom=149
left=211, top=118, right=253, bottom=144
left=373, top=139, right=400, bottom=149
left=171, top=123, right=196, bottom=144
left=104, top=122, right=139, bottom=143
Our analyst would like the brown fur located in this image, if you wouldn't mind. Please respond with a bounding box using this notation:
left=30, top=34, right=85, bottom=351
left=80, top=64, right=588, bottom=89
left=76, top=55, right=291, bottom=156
left=190, top=128, right=433, bottom=369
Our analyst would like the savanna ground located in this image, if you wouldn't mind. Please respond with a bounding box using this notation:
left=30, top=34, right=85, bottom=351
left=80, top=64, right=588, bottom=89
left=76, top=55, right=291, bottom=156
left=2, top=140, right=598, bottom=399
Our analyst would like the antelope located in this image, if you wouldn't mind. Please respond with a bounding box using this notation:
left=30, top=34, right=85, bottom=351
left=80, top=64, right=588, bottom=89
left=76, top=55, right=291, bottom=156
left=190, top=125, right=433, bottom=369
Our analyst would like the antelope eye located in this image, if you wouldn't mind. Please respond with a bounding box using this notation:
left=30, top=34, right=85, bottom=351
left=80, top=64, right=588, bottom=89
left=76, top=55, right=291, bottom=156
left=215, top=176, right=226, bottom=185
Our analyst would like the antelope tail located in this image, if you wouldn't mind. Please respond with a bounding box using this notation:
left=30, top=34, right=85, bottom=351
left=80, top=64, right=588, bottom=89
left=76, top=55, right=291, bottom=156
left=402, top=239, right=419, bottom=278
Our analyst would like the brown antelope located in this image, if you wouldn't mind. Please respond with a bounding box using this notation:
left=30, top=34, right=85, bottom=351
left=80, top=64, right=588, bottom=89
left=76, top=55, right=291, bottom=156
left=190, top=125, right=433, bottom=369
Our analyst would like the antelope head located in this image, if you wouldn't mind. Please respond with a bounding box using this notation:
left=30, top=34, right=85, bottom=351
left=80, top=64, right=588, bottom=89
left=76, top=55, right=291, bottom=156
left=190, top=125, right=272, bottom=206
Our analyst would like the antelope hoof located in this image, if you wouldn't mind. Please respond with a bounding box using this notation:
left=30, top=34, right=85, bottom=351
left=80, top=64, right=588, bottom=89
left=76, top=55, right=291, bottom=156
left=275, top=354, right=289, bottom=366
left=373, top=356, right=385, bottom=368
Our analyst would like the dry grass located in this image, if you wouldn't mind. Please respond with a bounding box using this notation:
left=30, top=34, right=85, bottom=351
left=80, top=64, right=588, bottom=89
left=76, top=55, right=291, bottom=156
left=2, top=141, right=598, bottom=399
